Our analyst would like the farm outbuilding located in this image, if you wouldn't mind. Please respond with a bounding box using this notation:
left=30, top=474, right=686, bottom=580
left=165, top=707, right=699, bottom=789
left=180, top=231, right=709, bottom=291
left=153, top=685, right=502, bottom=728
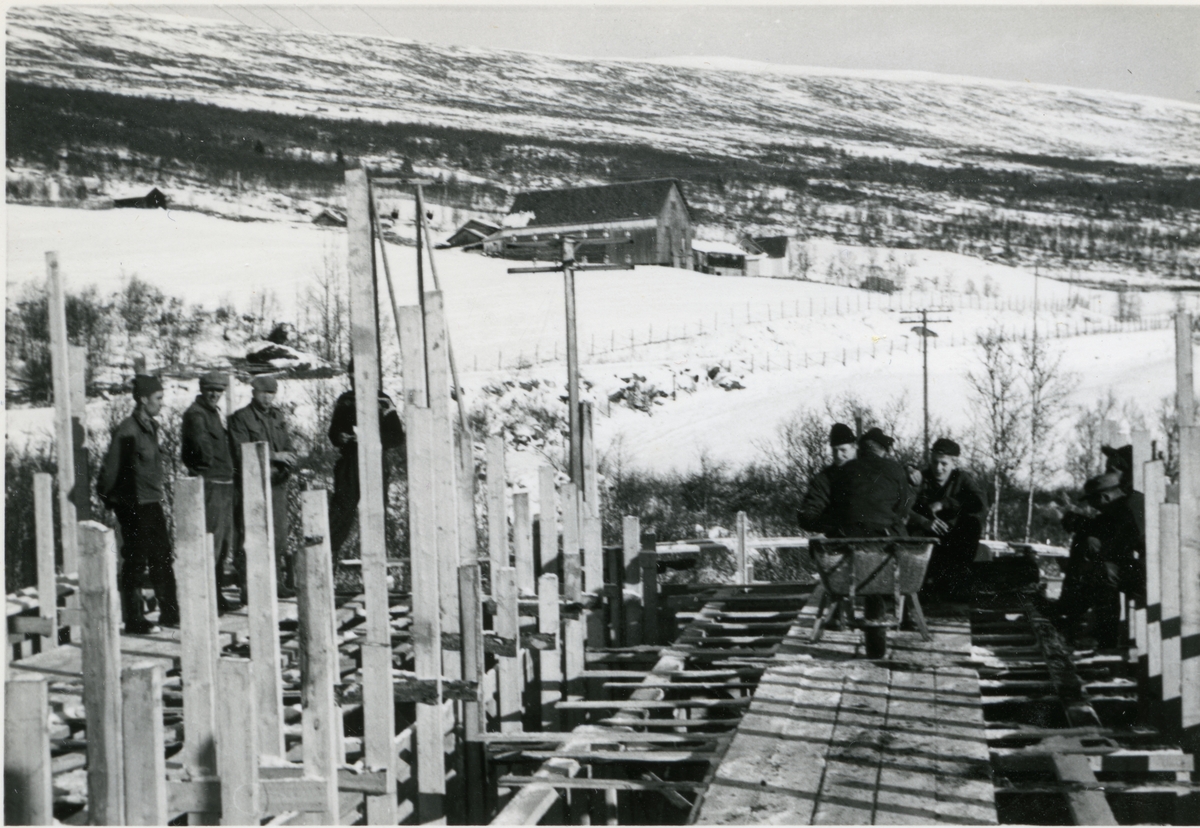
left=743, top=235, right=805, bottom=278
left=484, top=178, right=693, bottom=267
left=312, top=208, right=348, bottom=227
left=113, top=187, right=168, bottom=209
left=441, top=218, right=500, bottom=249
left=692, top=238, right=749, bottom=276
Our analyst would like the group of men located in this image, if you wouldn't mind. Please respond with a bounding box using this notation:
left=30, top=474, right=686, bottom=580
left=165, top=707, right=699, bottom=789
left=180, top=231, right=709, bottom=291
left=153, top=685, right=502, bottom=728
left=799, top=423, right=989, bottom=605
left=96, top=369, right=402, bottom=634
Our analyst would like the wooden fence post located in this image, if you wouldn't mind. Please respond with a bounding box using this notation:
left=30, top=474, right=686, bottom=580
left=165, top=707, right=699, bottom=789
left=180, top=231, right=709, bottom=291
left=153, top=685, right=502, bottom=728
left=496, top=566, right=523, bottom=732
left=538, top=573, right=562, bottom=731
left=298, top=490, right=340, bottom=826
left=1144, top=460, right=1166, bottom=711
left=1178, top=425, right=1200, bottom=737
left=640, top=533, right=659, bottom=646
left=347, top=168, right=400, bottom=824
left=402, top=298, right=446, bottom=821
left=46, top=253, right=78, bottom=597
left=539, top=467, right=559, bottom=579
left=735, top=511, right=749, bottom=585
left=1161, top=503, right=1183, bottom=731
left=33, top=474, right=57, bottom=649
left=122, top=664, right=168, bottom=826
left=487, top=435, right=508, bottom=584
left=562, top=541, right=585, bottom=729
left=4, top=678, right=53, bottom=825
left=69, top=344, right=90, bottom=523
left=622, top=517, right=643, bottom=647
left=216, top=658, right=260, bottom=826
left=78, top=521, right=124, bottom=825
left=171, top=477, right=221, bottom=813
left=459, top=562, right=487, bottom=824
left=514, top=493, right=534, bottom=595
left=241, top=442, right=285, bottom=762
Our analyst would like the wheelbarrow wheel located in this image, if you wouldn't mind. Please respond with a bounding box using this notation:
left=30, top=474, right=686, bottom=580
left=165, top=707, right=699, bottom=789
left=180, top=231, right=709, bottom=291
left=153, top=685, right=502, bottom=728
left=864, top=625, right=888, bottom=659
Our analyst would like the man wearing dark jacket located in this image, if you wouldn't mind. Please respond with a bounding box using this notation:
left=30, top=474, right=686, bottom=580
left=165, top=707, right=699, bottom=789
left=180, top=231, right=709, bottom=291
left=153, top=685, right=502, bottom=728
left=327, top=363, right=405, bottom=559
left=181, top=372, right=240, bottom=613
left=909, top=437, right=989, bottom=602
left=229, top=375, right=296, bottom=595
left=800, top=424, right=913, bottom=538
left=97, top=374, right=180, bottom=634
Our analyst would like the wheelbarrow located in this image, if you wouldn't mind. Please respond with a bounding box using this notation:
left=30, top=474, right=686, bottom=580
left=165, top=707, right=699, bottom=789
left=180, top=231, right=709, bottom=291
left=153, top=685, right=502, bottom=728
left=805, top=538, right=936, bottom=657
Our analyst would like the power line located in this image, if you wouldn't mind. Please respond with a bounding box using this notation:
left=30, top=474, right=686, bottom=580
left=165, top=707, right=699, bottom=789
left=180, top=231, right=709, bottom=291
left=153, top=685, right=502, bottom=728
left=355, top=5, right=395, bottom=38
left=215, top=5, right=250, bottom=27
left=261, top=5, right=302, bottom=32
left=293, top=5, right=337, bottom=35
left=238, top=5, right=280, bottom=32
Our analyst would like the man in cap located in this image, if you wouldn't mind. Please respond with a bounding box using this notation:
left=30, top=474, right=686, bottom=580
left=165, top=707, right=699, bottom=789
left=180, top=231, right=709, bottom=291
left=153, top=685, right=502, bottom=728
left=909, top=437, right=989, bottom=603
left=97, top=374, right=180, bottom=634
left=181, top=371, right=240, bottom=613
left=1055, top=471, right=1144, bottom=649
left=1100, top=443, right=1145, bottom=537
left=798, top=423, right=859, bottom=536
left=860, top=427, right=894, bottom=458
left=229, top=375, right=297, bottom=596
left=327, top=359, right=405, bottom=559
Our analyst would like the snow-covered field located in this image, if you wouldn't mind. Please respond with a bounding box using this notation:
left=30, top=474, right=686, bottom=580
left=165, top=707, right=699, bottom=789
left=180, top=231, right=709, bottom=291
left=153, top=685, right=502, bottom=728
left=7, top=204, right=1198, bottom=490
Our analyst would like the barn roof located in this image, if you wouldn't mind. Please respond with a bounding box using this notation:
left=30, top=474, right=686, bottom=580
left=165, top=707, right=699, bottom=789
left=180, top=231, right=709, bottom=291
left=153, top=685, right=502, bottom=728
left=753, top=236, right=791, bottom=258
left=507, top=179, right=688, bottom=228
left=691, top=239, right=747, bottom=257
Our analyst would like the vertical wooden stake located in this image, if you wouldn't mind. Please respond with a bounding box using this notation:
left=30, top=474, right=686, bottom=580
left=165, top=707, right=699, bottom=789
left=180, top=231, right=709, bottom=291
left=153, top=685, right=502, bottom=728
left=640, top=533, right=659, bottom=646
left=539, top=467, right=559, bottom=579
left=622, top=517, right=643, bottom=647
left=216, top=659, right=260, bottom=826
left=1161, top=503, right=1183, bottom=730
left=606, top=543, right=622, bottom=648
left=78, top=521, right=124, bottom=825
left=563, top=545, right=585, bottom=729
left=33, top=474, right=57, bottom=648
left=171, top=478, right=220, bottom=806
left=68, top=344, right=90, bottom=522
left=1145, top=460, right=1166, bottom=707
left=46, top=253, right=78, bottom=586
left=241, top=442, right=285, bottom=761
left=122, top=664, right=167, bottom=826
left=4, top=678, right=53, bottom=826
left=486, top=435, right=508, bottom=583
left=514, top=493, right=534, bottom=595
left=562, top=483, right=581, bottom=594
left=1177, top=312, right=1195, bottom=428
left=735, top=511, right=749, bottom=586
left=299, top=491, right=340, bottom=826
left=1177, top=425, right=1200, bottom=733
left=538, top=573, right=562, bottom=731
left=459, top=563, right=487, bottom=825
left=347, top=169, right=399, bottom=825
left=1132, top=429, right=1152, bottom=492
left=496, top=566, right=523, bottom=732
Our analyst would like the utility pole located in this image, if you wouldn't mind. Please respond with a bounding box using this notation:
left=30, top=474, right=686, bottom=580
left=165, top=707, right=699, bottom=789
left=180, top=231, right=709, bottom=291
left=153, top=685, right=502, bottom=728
left=899, top=307, right=952, bottom=463
left=507, top=235, right=632, bottom=485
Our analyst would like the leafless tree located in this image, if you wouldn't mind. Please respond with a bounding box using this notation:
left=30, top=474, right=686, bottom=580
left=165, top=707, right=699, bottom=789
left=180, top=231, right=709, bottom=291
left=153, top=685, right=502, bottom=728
left=300, top=247, right=350, bottom=366
left=967, top=329, right=1026, bottom=539
left=1020, top=334, right=1078, bottom=540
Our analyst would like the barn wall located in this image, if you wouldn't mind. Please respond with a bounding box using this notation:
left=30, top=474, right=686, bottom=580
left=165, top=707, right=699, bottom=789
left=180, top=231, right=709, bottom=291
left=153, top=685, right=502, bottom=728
left=655, top=185, right=693, bottom=268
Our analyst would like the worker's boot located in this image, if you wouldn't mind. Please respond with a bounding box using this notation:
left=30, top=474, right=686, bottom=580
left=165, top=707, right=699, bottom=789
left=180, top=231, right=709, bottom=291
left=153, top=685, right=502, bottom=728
left=122, top=587, right=153, bottom=635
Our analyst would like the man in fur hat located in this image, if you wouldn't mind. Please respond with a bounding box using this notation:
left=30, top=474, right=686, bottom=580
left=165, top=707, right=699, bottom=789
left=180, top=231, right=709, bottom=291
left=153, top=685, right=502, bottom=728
left=182, top=371, right=240, bottom=613
left=97, top=374, right=180, bottom=633
left=230, top=375, right=296, bottom=596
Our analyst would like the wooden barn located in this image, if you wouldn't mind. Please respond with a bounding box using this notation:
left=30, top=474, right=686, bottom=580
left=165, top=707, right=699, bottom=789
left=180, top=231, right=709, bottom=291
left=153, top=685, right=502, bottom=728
left=692, top=239, right=748, bottom=276
left=484, top=179, right=693, bottom=268
left=441, top=218, right=500, bottom=249
left=743, top=235, right=804, bottom=278
left=113, top=187, right=167, bottom=209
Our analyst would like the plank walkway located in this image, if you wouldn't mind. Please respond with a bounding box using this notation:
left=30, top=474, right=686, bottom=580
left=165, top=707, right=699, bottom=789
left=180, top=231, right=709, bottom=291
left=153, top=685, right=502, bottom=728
left=697, top=606, right=997, bottom=825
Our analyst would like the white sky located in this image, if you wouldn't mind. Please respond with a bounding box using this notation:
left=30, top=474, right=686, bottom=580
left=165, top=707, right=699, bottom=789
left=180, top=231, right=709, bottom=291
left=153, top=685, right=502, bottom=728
left=143, top=4, right=1200, bottom=104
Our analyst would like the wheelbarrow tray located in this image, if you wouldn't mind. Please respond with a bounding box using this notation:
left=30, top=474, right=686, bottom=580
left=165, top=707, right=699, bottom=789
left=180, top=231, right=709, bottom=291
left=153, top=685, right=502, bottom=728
left=806, top=538, right=935, bottom=597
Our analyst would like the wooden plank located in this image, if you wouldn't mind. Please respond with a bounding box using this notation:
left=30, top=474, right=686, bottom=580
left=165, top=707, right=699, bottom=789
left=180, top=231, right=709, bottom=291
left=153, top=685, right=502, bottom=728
left=1161, top=502, right=1183, bottom=723
left=122, top=664, right=168, bottom=826
left=539, top=467, right=559, bottom=579
left=812, top=665, right=888, bottom=825
left=298, top=491, right=340, bottom=825
left=562, top=482, right=581, bottom=598
left=496, top=566, right=523, bottom=732
left=78, top=521, right=124, bottom=825
left=217, top=658, right=260, bottom=825
left=876, top=668, right=942, bottom=825
left=68, top=344, right=90, bottom=523
left=934, top=667, right=996, bottom=825
left=4, top=678, right=53, bottom=826
left=241, top=441, right=285, bottom=761
left=497, top=776, right=703, bottom=792
left=1132, top=429, right=1152, bottom=493
left=735, top=511, right=748, bottom=585
left=1179, top=424, right=1200, bottom=732
left=458, top=563, right=487, bottom=824
left=486, top=435, right=508, bottom=581
left=398, top=304, right=428, bottom=409
left=33, top=473, right=57, bottom=648
left=173, top=477, right=221, bottom=790
left=622, top=516, right=642, bottom=647
left=347, top=169, right=399, bottom=826
left=1145, top=460, right=1166, bottom=693
left=46, top=253, right=78, bottom=583
left=514, top=493, right=534, bottom=595
left=1051, top=753, right=1118, bottom=825
left=555, top=699, right=752, bottom=710
left=539, top=573, right=563, bottom=731
left=517, top=750, right=719, bottom=763
left=1177, top=311, right=1195, bottom=427
left=640, top=534, right=659, bottom=646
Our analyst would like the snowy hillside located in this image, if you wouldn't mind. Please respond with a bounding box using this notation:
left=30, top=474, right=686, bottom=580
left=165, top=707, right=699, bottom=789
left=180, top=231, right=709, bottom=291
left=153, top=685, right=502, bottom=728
left=7, top=5, right=1200, bottom=168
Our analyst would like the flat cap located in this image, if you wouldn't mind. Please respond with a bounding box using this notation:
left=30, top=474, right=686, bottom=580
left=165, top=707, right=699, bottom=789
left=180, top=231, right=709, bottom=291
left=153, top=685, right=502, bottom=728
left=199, top=371, right=228, bottom=391
left=931, top=437, right=961, bottom=457
left=861, top=427, right=894, bottom=449
left=251, top=375, right=278, bottom=393
left=132, top=374, right=162, bottom=398
left=1078, top=472, right=1122, bottom=502
left=829, top=422, right=856, bottom=447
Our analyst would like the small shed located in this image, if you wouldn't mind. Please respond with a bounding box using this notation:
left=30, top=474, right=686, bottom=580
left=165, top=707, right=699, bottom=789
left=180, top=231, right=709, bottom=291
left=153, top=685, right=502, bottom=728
left=743, top=235, right=803, bottom=278
left=113, top=187, right=168, bottom=209
left=442, top=218, right=500, bottom=249
left=312, top=208, right=348, bottom=227
left=692, top=239, right=748, bottom=276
